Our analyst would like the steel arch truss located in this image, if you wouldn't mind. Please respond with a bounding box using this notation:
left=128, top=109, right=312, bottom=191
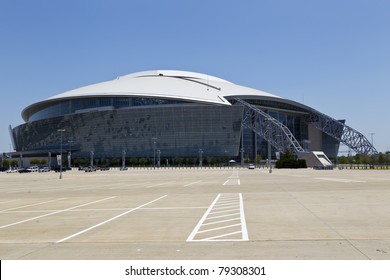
left=305, top=109, right=378, bottom=155
left=232, top=97, right=305, bottom=154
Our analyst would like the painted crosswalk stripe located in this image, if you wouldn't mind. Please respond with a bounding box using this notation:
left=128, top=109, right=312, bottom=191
left=223, top=171, right=240, bottom=186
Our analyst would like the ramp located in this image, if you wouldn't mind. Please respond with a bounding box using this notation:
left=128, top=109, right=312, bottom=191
left=300, top=151, right=333, bottom=168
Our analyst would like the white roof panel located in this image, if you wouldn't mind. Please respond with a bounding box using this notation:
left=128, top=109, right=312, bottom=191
left=45, top=70, right=281, bottom=105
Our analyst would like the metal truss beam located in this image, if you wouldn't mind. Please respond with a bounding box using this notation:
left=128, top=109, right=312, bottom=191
left=231, top=97, right=305, bottom=154
left=8, top=125, right=17, bottom=151
left=305, top=109, right=378, bottom=155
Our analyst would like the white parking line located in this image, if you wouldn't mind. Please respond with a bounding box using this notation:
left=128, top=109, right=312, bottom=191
left=239, top=193, right=248, bottom=240
left=56, top=195, right=168, bottom=243
left=0, top=198, right=67, bottom=213
left=213, top=202, right=239, bottom=208
left=196, top=223, right=242, bottom=234
left=146, top=182, right=174, bottom=188
left=223, top=179, right=240, bottom=186
left=206, top=213, right=240, bottom=220
left=210, top=208, right=239, bottom=215
left=223, top=171, right=241, bottom=186
left=0, top=196, right=116, bottom=229
left=201, top=231, right=243, bottom=241
left=187, top=193, right=248, bottom=242
left=202, top=217, right=241, bottom=226
left=184, top=180, right=202, bottom=187
left=187, top=194, right=221, bottom=242
left=315, top=177, right=366, bottom=183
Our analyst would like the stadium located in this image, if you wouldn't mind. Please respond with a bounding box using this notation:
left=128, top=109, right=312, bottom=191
left=9, top=70, right=377, bottom=167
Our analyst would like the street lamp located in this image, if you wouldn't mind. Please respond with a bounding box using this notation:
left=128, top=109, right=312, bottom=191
left=57, top=129, right=66, bottom=179
left=68, top=140, right=73, bottom=169
left=199, top=149, right=203, bottom=168
left=152, top=137, right=157, bottom=168
left=240, top=147, right=244, bottom=167
left=268, top=139, right=272, bottom=173
left=6, top=145, right=11, bottom=170
left=48, top=152, right=51, bottom=169
left=122, top=150, right=126, bottom=170
left=266, top=118, right=272, bottom=173
left=157, top=150, right=161, bottom=168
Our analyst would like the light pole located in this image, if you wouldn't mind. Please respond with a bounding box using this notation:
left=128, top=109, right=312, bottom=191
left=58, top=129, right=66, bottom=179
left=152, top=137, right=157, bottom=168
left=122, top=150, right=126, bottom=169
left=241, top=128, right=244, bottom=167
left=68, top=140, right=73, bottom=169
left=157, top=150, right=161, bottom=168
left=266, top=119, right=272, bottom=173
left=48, top=152, right=51, bottom=169
left=7, top=144, right=12, bottom=171
left=240, top=147, right=244, bottom=167
left=90, top=151, right=94, bottom=166
left=268, top=140, right=272, bottom=173
left=199, top=149, right=203, bottom=168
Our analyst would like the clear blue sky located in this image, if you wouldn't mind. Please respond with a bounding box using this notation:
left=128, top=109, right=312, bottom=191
left=1, top=0, right=389, bottom=153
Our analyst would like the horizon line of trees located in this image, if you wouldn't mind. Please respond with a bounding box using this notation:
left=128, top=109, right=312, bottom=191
left=337, top=152, right=390, bottom=165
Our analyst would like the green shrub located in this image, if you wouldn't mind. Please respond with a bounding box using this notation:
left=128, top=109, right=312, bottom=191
left=275, top=149, right=307, bottom=169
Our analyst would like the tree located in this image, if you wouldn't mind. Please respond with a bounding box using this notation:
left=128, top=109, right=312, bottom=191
left=74, top=158, right=88, bottom=167
left=30, top=159, right=41, bottom=165
left=174, top=157, right=183, bottom=166
left=218, top=157, right=227, bottom=166
left=129, top=157, right=138, bottom=166
left=100, top=158, right=109, bottom=166
left=185, top=157, right=194, bottom=166
left=138, top=157, right=148, bottom=166
left=111, top=158, right=120, bottom=166
left=360, top=154, right=370, bottom=167
left=338, top=156, right=348, bottom=164
left=378, top=152, right=386, bottom=165
left=354, top=154, right=361, bottom=164
left=209, top=157, right=217, bottom=166
left=255, top=155, right=262, bottom=165
left=2, top=159, right=10, bottom=168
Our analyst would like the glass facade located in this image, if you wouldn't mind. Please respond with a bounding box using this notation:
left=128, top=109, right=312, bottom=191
left=28, top=97, right=191, bottom=122
left=14, top=105, right=243, bottom=159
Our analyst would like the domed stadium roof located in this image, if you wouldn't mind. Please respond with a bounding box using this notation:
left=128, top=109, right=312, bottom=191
left=46, top=70, right=280, bottom=102
left=22, top=70, right=291, bottom=121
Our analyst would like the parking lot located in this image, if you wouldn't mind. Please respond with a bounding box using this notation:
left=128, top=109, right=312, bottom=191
left=0, top=167, right=390, bottom=259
